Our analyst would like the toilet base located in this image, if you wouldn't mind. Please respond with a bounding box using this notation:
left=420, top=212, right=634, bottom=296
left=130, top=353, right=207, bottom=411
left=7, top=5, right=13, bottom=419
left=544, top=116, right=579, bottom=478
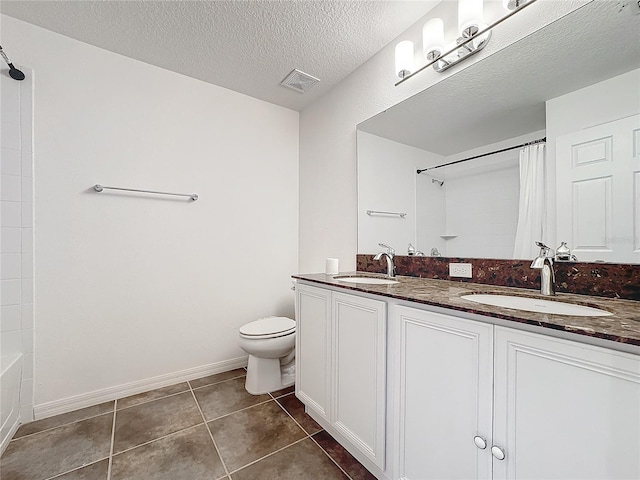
left=245, top=355, right=295, bottom=395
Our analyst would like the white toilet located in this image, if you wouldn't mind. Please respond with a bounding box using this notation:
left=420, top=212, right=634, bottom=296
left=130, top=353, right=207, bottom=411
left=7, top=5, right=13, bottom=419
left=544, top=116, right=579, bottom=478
left=238, top=316, right=296, bottom=395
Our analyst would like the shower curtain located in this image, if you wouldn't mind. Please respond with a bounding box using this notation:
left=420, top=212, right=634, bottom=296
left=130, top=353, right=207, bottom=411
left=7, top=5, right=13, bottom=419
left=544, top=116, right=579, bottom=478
left=513, top=143, right=546, bottom=259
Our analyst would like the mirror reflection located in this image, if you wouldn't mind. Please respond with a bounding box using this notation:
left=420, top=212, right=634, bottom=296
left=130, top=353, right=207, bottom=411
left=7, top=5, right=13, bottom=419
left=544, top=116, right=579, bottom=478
left=357, top=1, right=640, bottom=264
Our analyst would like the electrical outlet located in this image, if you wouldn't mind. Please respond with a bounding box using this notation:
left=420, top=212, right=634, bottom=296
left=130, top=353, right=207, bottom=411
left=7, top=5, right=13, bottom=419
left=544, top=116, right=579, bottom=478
left=449, top=263, right=472, bottom=278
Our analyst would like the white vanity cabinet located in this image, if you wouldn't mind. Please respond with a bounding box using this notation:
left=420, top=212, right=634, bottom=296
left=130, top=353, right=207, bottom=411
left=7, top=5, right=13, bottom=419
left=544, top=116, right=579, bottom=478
left=295, top=282, right=332, bottom=423
left=295, top=282, right=387, bottom=471
left=492, top=327, right=640, bottom=480
left=392, top=305, right=640, bottom=480
left=392, top=306, right=494, bottom=480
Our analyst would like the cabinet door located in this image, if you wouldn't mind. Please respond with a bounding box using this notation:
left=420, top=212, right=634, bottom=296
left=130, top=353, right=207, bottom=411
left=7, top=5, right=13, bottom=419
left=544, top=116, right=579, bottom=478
left=394, top=306, right=494, bottom=480
left=295, top=283, right=332, bottom=422
left=493, top=327, right=640, bottom=480
left=332, top=292, right=387, bottom=470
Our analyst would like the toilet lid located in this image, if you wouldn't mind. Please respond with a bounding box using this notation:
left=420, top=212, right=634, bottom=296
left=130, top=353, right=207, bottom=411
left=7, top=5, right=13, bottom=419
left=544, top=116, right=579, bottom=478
left=240, top=316, right=295, bottom=337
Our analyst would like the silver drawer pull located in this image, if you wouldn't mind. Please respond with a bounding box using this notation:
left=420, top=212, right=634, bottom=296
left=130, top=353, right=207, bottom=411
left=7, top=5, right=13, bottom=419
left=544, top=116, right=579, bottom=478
left=491, top=445, right=506, bottom=460
left=473, top=436, right=487, bottom=449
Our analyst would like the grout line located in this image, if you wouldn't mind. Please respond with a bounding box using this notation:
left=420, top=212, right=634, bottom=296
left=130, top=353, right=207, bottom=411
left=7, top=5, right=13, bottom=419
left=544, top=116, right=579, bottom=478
left=111, top=421, right=206, bottom=457
left=271, top=394, right=357, bottom=479
left=221, top=394, right=345, bottom=478
left=203, top=397, right=274, bottom=423
left=102, top=391, right=273, bottom=456
left=272, top=393, right=316, bottom=437
left=226, top=436, right=309, bottom=476
left=42, top=457, right=110, bottom=480
left=188, top=374, right=246, bottom=392
left=308, top=432, right=355, bottom=480
left=189, top=382, right=231, bottom=478
left=268, top=388, right=295, bottom=401
left=196, top=390, right=308, bottom=477
left=10, top=405, right=116, bottom=442
left=115, top=388, right=191, bottom=412
left=106, top=399, right=117, bottom=480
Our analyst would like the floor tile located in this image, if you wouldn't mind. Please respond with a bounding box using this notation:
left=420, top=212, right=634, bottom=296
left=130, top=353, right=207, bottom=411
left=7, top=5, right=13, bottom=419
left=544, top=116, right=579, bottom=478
left=13, top=402, right=114, bottom=439
left=313, top=430, right=377, bottom=480
left=117, top=382, right=189, bottom=410
left=0, top=413, right=113, bottom=480
left=276, top=393, right=322, bottom=435
left=53, top=459, right=109, bottom=480
left=4, top=374, right=373, bottom=480
left=189, top=368, right=246, bottom=389
left=193, top=376, right=269, bottom=420
left=209, top=400, right=306, bottom=472
left=270, top=385, right=295, bottom=398
left=113, top=391, right=202, bottom=454
left=111, top=424, right=226, bottom=480
left=230, top=438, right=348, bottom=480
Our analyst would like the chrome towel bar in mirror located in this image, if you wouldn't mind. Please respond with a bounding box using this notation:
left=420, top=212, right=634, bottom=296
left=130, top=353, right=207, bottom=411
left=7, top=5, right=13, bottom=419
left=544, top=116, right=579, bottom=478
left=366, top=210, right=407, bottom=218
left=93, top=184, right=198, bottom=201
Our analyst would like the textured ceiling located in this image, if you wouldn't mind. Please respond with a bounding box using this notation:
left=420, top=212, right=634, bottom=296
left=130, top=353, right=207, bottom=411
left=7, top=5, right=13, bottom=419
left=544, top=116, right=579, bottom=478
left=358, top=0, right=640, bottom=156
left=0, top=0, right=441, bottom=111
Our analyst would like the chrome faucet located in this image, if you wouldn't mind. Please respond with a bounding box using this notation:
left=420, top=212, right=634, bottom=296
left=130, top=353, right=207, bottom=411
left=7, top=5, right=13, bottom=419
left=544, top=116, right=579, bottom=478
left=530, top=241, right=556, bottom=296
left=374, top=243, right=396, bottom=278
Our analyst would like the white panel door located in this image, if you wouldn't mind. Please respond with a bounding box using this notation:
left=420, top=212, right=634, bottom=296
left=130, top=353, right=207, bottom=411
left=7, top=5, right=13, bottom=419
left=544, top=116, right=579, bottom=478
left=394, top=306, right=494, bottom=480
left=493, top=327, right=640, bottom=480
left=295, top=283, right=332, bottom=422
left=331, top=291, right=387, bottom=470
left=556, top=114, right=640, bottom=262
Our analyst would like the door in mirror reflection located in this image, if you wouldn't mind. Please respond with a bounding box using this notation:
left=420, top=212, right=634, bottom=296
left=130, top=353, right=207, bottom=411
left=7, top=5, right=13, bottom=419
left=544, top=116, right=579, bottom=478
left=556, top=114, right=640, bottom=263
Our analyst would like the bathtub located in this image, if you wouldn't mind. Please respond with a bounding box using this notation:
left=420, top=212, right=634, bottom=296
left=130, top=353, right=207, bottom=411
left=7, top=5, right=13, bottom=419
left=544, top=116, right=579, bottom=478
left=1, top=354, right=22, bottom=454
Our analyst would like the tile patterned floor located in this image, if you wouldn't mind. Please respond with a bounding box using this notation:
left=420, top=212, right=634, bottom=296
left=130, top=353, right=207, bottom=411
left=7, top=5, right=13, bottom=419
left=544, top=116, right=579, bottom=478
left=0, top=369, right=376, bottom=480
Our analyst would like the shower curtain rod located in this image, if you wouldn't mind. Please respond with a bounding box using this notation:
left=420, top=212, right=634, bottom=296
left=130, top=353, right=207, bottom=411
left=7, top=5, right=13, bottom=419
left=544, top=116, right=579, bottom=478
left=416, top=137, right=546, bottom=174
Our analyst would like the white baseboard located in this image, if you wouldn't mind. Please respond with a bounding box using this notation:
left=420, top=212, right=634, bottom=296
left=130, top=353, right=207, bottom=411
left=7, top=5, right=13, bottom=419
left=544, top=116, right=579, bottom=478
left=33, top=356, right=248, bottom=420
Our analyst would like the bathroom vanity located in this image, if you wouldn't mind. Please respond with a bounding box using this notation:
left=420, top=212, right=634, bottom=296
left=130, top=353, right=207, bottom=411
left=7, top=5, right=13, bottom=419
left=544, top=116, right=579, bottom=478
left=292, top=273, right=640, bottom=480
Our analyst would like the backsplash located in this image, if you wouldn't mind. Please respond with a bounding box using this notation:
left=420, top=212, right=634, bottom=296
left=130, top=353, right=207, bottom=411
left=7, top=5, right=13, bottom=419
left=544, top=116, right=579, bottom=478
left=356, top=255, right=640, bottom=301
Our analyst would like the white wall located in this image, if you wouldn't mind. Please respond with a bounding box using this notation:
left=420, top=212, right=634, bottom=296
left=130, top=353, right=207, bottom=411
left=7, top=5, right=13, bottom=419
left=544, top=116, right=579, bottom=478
left=1, top=63, right=34, bottom=444
left=1, top=16, right=299, bottom=414
left=416, top=156, right=446, bottom=256
left=546, top=68, right=640, bottom=249
left=299, top=0, right=588, bottom=272
left=439, top=130, right=544, bottom=258
left=443, top=161, right=519, bottom=258
left=357, top=131, right=424, bottom=254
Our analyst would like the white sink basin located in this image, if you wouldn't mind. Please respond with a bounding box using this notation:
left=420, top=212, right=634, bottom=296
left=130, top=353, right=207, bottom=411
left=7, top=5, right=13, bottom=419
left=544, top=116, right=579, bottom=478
left=334, top=276, right=399, bottom=285
left=460, top=294, right=612, bottom=317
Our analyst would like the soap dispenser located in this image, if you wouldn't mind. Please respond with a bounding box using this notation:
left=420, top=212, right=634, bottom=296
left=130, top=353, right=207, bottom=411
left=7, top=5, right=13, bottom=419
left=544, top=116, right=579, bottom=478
left=556, top=242, right=571, bottom=261
left=408, top=243, right=416, bottom=256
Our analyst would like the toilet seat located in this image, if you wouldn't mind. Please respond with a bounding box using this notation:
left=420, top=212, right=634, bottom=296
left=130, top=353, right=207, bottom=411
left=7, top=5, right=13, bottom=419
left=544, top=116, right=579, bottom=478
left=240, top=316, right=295, bottom=339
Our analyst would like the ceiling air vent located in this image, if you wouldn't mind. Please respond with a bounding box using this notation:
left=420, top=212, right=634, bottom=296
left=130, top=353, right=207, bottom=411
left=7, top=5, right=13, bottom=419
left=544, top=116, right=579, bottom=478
left=280, top=69, right=320, bottom=94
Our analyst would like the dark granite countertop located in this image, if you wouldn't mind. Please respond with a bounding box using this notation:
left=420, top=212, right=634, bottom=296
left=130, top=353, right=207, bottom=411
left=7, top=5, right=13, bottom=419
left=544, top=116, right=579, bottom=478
left=292, top=272, right=640, bottom=348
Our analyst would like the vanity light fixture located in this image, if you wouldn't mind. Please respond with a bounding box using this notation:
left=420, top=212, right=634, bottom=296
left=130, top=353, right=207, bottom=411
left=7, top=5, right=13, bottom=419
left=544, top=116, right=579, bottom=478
left=502, top=0, right=534, bottom=10
left=395, top=40, right=414, bottom=79
left=423, top=18, right=445, bottom=62
left=395, top=0, right=537, bottom=84
left=458, top=0, right=484, bottom=37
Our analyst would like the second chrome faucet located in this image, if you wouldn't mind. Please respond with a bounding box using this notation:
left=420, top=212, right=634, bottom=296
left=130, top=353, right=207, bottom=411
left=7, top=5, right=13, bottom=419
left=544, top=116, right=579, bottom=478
left=531, top=241, right=556, bottom=296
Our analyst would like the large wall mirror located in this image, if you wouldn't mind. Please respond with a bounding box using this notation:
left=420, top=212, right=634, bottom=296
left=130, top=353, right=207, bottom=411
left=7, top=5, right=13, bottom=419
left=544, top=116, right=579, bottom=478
left=357, top=0, right=640, bottom=264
